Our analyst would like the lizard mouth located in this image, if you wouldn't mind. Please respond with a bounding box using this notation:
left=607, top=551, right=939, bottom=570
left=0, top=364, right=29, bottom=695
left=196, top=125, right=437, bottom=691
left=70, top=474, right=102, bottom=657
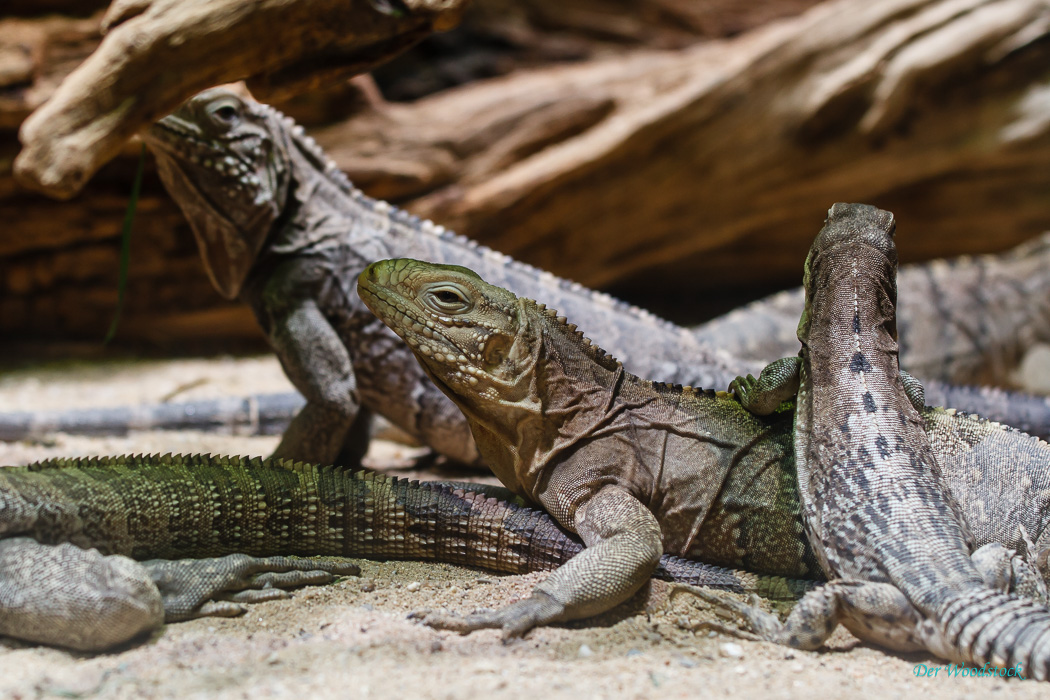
left=145, top=117, right=219, bottom=159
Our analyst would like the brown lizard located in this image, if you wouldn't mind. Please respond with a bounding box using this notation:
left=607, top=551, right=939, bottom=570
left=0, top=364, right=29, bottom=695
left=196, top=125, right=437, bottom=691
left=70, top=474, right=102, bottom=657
left=142, top=87, right=1050, bottom=476
left=357, top=256, right=1050, bottom=642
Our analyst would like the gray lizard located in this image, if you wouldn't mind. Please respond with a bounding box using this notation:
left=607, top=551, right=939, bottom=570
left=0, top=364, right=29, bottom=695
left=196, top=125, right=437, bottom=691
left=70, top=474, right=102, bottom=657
left=726, top=203, right=1050, bottom=678
left=143, top=87, right=737, bottom=468
left=0, top=453, right=785, bottom=651
left=357, top=257, right=1050, bottom=643
left=143, top=87, right=1050, bottom=473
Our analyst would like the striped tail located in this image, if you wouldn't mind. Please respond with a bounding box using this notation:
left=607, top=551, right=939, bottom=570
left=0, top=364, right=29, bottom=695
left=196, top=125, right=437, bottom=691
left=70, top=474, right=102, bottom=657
left=2, top=454, right=798, bottom=596
left=928, top=589, right=1050, bottom=680
left=653, top=555, right=814, bottom=601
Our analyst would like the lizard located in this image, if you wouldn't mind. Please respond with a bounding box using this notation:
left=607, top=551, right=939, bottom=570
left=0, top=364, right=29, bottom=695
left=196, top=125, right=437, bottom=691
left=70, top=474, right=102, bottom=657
left=697, top=230, right=1050, bottom=389
left=142, top=87, right=1050, bottom=473
left=142, top=87, right=739, bottom=469
left=0, top=452, right=795, bottom=652
left=356, top=256, right=1050, bottom=645
left=723, top=203, right=1050, bottom=678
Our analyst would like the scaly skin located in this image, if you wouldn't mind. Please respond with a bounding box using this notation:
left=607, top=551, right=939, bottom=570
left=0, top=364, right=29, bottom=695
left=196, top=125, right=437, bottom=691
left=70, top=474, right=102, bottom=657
left=144, top=87, right=1050, bottom=472
left=143, top=88, right=738, bottom=469
left=729, top=204, right=1050, bottom=679
left=698, top=232, right=1050, bottom=388
left=0, top=453, right=787, bottom=651
left=358, top=257, right=1050, bottom=643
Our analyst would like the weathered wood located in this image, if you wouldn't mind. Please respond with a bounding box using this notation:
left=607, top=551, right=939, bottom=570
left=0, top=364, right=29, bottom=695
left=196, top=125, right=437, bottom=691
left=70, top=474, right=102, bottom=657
left=374, top=0, right=1050, bottom=294
left=13, top=0, right=469, bottom=198
left=3, top=0, right=1050, bottom=351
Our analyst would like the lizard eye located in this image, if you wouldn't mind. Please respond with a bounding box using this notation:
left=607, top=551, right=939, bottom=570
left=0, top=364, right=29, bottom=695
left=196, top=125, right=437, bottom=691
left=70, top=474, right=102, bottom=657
left=207, top=99, right=242, bottom=129
left=436, top=290, right=461, bottom=303
left=424, top=285, right=471, bottom=313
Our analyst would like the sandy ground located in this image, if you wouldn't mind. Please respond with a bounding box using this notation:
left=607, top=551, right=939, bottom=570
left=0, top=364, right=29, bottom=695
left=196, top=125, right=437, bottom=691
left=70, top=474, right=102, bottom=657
left=0, top=356, right=1044, bottom=699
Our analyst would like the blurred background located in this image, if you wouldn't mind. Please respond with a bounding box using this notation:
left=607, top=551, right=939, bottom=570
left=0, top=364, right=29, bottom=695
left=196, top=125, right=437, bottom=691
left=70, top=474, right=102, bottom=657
left=2, top=0, right=1049, bottom=357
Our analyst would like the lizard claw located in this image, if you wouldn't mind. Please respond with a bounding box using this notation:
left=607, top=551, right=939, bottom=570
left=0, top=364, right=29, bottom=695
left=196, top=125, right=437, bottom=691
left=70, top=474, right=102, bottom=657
left=667, top=583, right=779, bottom=639
left=143, top=554, right=361, bottom=621
left=416, top=592, right=566, bottom=639
left=728, top=374, right=758, bottom=403
left=417, top=610, right=502, bottom=635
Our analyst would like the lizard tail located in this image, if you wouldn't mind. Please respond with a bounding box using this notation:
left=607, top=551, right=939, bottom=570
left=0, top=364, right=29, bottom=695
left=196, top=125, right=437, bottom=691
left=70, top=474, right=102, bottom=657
left=653, top=555, right=816, bottom=601
left=927, top=588, right=1050, bottom=680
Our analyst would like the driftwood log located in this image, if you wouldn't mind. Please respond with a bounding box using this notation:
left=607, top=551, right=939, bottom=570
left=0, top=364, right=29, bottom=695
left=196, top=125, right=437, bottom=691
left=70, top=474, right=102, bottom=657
left=2, top=0, right=1050, bottom=354
left=13, top=0, right=469, bottom=198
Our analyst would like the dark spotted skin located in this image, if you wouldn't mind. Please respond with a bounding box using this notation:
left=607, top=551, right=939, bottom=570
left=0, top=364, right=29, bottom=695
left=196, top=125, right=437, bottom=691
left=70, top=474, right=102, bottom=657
left=729, top=203, right=1050, bottom=679
left=0, top=453, right=787, bottom=651
left=696, top=232, right=1050, bottom=415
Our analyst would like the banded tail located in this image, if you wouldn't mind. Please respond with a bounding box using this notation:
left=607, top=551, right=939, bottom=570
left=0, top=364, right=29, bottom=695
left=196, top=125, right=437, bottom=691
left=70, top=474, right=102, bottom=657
left=0, top=454, right=805, bottom=599
left=928, top=589, right=1050, bottom=680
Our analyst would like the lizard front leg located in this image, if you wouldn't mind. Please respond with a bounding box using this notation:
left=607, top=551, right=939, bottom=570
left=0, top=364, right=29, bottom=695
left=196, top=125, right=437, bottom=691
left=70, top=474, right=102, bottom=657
left=267, top=296, right=365, bottom=465
left=421, top=485, right=663, bottom=638
left=730, top=356, right=801, bottom=415
left=733, top=358, right=925, bottom=416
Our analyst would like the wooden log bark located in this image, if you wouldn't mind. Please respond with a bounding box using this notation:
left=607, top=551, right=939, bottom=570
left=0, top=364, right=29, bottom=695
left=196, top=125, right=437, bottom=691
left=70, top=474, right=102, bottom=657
left=13, top=0, right=469, bottom=198
left=356, top=0, right=1050, bottom=297
left=3, top=0, right=1050, bottom=351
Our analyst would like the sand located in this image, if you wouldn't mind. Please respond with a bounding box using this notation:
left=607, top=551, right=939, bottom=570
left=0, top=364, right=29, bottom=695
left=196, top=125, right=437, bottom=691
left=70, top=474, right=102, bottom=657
left=0, top=355, right=1042, bottom=699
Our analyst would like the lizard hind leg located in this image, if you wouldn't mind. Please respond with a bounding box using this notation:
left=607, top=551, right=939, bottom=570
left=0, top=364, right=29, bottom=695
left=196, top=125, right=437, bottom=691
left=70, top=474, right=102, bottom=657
left=971, top=538, right=1050, bottom=605
left=142, top=554, right=361, bottom=621
left=669, top=580, right=926, bottom=652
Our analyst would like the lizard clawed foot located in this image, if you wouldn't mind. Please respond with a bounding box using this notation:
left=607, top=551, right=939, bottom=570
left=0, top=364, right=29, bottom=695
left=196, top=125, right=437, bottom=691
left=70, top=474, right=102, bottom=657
left=413, top=591, right=566, bottom=640
left=667, top=585, right=783, bottom=640
left=728, top=374, right=759, bottom=405
left=143, top=554, right=361, bottom=621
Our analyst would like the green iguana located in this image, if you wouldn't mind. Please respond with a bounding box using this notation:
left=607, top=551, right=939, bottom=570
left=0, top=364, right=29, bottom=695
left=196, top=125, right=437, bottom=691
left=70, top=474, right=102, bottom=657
left=724, top=203, right=1050, bottom=679
left=0, top=453, right=785, bottom=651
left=143, top=87, right=1050, bottom=475
left=357, top=257, right=1050, bottom=644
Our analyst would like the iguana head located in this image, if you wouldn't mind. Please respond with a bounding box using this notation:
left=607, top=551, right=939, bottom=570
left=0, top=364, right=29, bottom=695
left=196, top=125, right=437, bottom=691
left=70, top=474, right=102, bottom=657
left=144, top=87, right=292, bottom=299
left=798, top=202, right=898, bottom=344
left=358, top=258, right=542, bottom=414
left=361, top=257, right=625, bottom=491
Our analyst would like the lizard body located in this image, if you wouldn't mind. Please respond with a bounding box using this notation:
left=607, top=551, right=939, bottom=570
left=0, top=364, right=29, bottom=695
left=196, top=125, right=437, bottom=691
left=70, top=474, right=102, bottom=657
left=143, top=88, right=736, bottom=468
left=358, top=257, right=1050, bottom=644
left=729, top=204, right=1050, bottom=677
left=145, top=88, right=1050, bottom=473
left=0, top=453, right=783, bottom=651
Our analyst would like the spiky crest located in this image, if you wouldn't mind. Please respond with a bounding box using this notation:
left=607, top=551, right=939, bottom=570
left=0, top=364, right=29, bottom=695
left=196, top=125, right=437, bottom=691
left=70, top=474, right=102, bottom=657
left=248, top=94, right=683, bottom=333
